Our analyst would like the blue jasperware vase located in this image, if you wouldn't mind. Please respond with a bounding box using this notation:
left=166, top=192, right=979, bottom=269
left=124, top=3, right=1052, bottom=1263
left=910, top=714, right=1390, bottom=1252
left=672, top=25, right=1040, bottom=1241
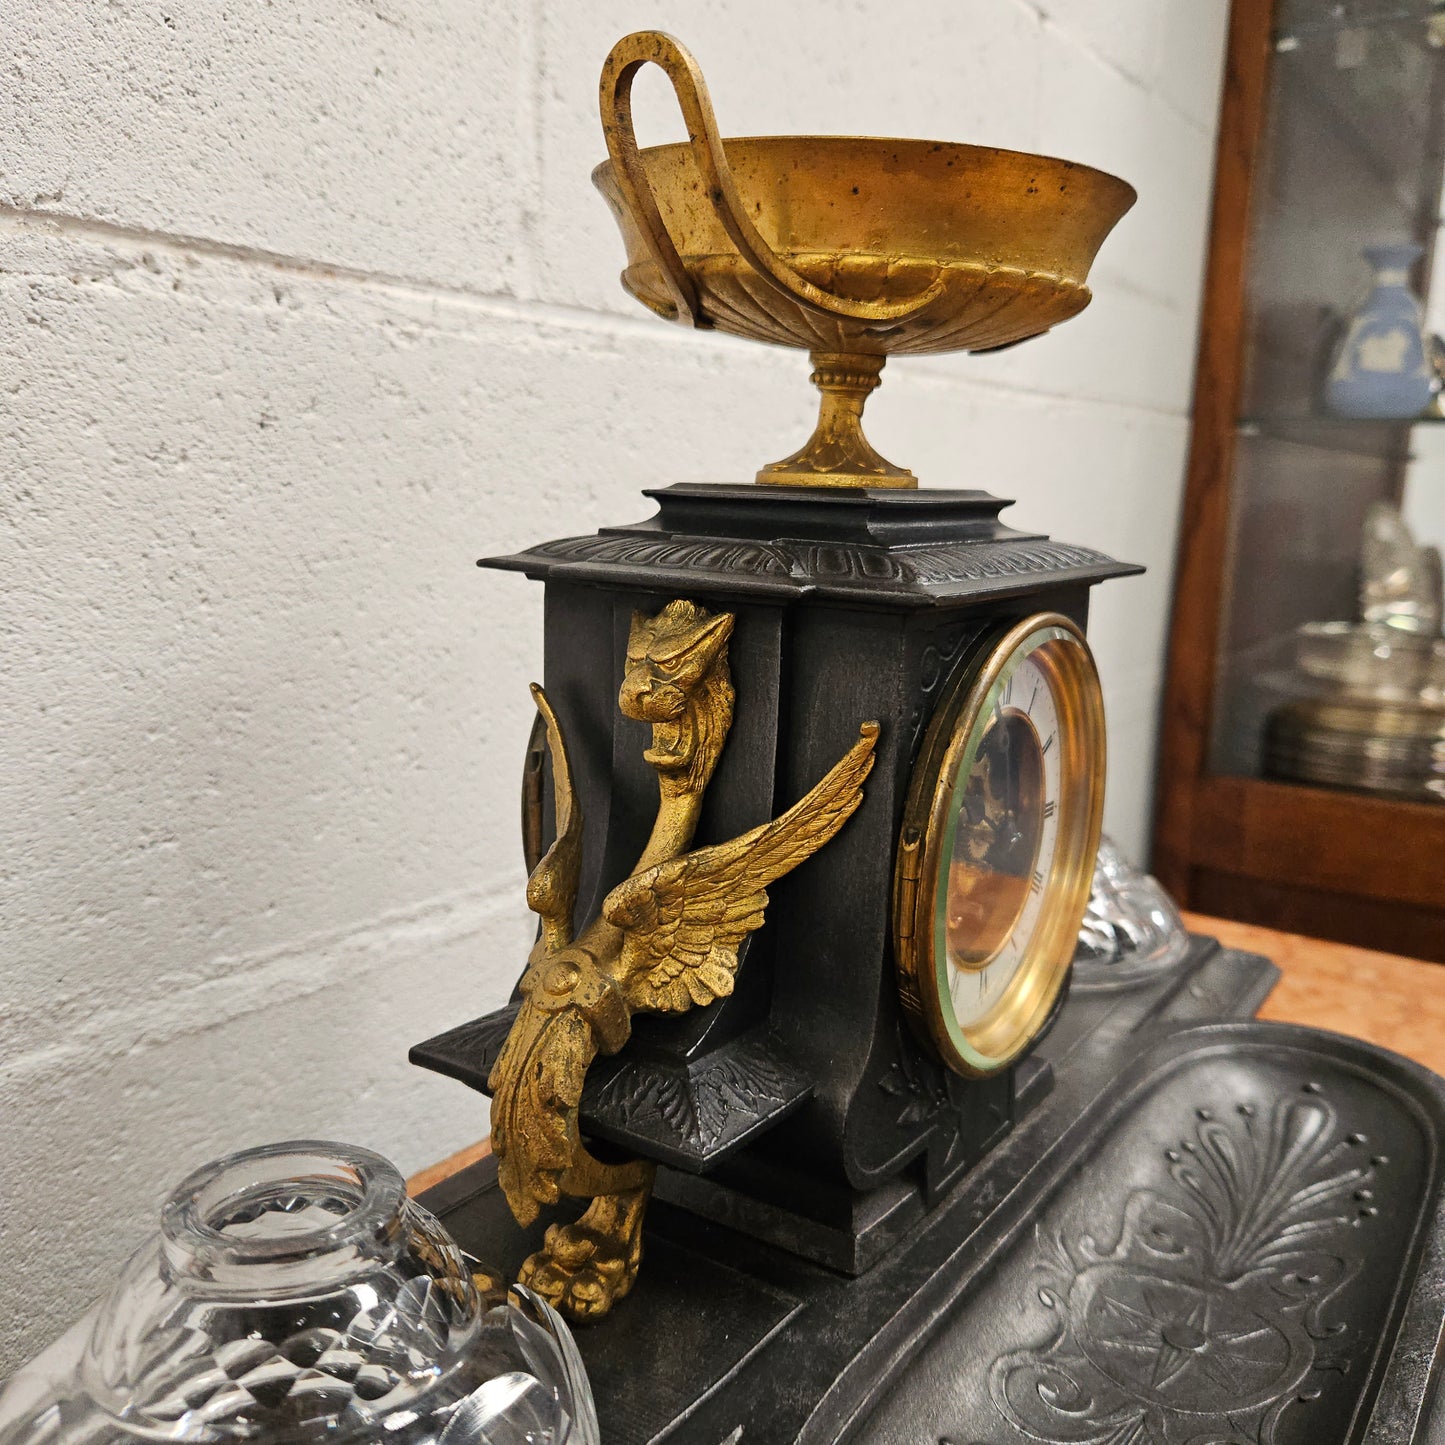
left=1324, top=242, right=1433, bottom=420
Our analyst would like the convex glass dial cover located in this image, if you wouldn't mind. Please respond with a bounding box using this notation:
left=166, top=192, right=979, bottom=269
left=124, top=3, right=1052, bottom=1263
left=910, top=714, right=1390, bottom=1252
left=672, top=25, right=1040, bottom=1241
left=894, top=614, right=1106, bottom=1076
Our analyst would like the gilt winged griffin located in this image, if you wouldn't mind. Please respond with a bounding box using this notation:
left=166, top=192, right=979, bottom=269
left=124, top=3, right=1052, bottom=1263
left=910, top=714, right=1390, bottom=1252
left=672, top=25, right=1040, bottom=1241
left=487, top=599, right=878, bottom=1319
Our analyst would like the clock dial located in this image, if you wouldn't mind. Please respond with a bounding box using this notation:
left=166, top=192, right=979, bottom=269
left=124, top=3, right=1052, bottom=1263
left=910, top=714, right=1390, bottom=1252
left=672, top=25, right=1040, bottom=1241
left=894, top=614, right=1105, bottom=1077
left=945, top=653, right=1060, bottom=1023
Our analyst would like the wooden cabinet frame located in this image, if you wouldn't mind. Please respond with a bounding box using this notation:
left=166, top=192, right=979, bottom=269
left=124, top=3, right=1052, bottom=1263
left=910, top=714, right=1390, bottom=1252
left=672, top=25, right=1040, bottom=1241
left=1151, top=0, right=1445, bottom=963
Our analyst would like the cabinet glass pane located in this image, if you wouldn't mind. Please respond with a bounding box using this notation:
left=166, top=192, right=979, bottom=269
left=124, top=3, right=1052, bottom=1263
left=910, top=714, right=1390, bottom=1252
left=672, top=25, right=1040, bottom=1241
left=1207, top=0, right=1445, bottom=799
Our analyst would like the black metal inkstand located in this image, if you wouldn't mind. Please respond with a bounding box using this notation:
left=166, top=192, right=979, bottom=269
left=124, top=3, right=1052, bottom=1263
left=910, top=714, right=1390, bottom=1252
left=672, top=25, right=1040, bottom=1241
left=412, top=32, right=1445, bottom=1445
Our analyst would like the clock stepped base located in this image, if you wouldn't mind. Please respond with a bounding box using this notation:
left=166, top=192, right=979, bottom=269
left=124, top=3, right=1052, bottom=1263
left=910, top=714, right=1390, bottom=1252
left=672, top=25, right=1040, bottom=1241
left=651, top=1056, right=1049, bottom=1275
left=412, top=937, right=1445, bottom=1445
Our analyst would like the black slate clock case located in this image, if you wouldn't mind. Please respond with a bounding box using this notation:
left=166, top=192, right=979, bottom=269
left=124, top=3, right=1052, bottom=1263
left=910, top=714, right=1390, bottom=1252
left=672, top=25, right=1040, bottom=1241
left=415, top=485, right=1135, bottom=1260
left=412, top=483, right=1445, bottom=1444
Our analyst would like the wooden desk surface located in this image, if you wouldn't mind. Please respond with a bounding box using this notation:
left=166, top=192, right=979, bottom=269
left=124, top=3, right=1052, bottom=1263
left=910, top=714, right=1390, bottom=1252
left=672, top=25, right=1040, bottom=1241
left=1183, top=910, right=1445, bottom=1077
left=408, top=913, right=1445, bottom=1194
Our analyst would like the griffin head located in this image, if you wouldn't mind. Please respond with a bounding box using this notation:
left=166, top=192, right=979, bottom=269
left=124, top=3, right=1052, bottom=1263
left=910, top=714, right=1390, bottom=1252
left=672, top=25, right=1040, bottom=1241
left=620, top=600, right=734, bottom=796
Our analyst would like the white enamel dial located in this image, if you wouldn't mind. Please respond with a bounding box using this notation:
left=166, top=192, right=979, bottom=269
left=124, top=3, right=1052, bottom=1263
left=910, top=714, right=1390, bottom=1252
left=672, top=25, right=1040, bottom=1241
left=945, top=651, right=1063, bottom=1028
left=893, top=614, right=1107, bottom=1078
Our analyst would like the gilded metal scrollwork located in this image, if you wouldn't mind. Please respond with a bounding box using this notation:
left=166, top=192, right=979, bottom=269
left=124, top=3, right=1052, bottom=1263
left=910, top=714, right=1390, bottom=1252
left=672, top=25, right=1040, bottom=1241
left=488, top=599, right=878, bottom=1320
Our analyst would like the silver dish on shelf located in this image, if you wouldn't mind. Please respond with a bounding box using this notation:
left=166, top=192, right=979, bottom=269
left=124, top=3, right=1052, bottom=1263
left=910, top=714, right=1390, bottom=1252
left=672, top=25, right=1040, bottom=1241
left=1294, top=620, right=1445, bottom=704
left=1265, top=620, right=1445, bottom=802
left=1266, top=693, right=1445, bottom=802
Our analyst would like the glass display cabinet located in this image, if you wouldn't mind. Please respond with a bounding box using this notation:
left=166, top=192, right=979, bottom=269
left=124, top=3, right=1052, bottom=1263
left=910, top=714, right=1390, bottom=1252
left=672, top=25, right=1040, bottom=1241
left=1154, top=0, right=1445, bottom=960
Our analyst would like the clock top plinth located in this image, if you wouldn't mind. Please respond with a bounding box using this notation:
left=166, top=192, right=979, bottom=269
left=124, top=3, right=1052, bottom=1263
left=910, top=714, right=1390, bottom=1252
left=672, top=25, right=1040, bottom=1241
left=483, top=482, right=1141, bottom=608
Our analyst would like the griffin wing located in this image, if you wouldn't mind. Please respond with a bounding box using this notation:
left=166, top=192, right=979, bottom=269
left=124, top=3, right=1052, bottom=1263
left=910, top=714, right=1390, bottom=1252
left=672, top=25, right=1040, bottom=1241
left=602, top=722, right=879, bottom=1013
left=524, top=684, right=583, bottom=955
left=488, top=997, right=594, bottom=1227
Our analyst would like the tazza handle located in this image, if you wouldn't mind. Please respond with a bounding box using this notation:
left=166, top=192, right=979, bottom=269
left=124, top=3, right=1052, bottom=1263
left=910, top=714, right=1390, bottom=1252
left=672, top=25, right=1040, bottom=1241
left=598, top=31, right=944, bottom=328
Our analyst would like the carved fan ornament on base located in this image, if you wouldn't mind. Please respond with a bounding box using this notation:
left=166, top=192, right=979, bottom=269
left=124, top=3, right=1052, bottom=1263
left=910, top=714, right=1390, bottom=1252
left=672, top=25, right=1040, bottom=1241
left=993, top=1092, right=1379, bottom=1444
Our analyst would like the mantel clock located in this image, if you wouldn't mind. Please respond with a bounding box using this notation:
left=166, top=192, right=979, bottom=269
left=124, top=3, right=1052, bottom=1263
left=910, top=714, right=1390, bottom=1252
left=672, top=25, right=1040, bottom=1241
left=410, top=29, right=1445, bottom=1445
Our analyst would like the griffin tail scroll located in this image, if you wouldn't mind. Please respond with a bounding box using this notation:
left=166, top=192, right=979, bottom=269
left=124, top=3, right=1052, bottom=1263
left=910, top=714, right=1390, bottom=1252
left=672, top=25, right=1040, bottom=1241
left=487, top=597, right=879, bottom=1320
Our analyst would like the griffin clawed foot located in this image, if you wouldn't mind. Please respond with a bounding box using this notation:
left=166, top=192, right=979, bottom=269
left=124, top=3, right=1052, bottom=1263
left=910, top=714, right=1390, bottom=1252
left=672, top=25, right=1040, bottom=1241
left=518, top=1168, right=655, bottom=1319
left=487, top=599, right=878, bottom=1320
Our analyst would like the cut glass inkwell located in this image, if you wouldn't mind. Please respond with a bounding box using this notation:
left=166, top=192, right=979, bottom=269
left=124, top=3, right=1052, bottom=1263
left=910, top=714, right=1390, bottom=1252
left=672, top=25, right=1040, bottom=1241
left=0, top=1142, right=597, bottom=1445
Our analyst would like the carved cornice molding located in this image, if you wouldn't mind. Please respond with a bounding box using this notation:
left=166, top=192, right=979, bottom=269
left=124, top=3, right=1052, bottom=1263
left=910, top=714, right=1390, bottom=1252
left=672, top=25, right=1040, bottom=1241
left=491, top=532, right=1135, bottom=605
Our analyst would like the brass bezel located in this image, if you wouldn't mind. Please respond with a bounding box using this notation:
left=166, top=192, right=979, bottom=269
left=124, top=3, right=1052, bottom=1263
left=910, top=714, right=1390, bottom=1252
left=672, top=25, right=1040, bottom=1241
left=892, top=613, right=1106, bottom=1078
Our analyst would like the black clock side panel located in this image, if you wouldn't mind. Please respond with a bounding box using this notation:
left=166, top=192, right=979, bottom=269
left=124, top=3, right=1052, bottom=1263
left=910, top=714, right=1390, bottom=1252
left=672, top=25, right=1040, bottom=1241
left=851, top=585, right=1098, bottom=1190
left=527, top=575, right=1104, bottom=1251
left=749, top=583, right=1097, bottom=1193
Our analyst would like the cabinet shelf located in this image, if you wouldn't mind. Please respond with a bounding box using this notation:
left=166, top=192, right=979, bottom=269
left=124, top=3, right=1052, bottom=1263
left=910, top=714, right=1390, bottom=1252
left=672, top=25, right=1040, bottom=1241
left=1237, top=414, right=1437, bottom=457
left=1275, top=1, right=1444, bottom=48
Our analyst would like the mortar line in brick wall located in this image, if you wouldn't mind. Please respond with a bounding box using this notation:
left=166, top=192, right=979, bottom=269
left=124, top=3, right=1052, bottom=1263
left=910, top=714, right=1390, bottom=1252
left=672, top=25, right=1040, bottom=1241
left=1153, top=90, right=1219, bottom=137
left=0, top=206, right=1196, bottom=425
left=1033, top=10, right=1153, bottom=98
left=0, top=202, right=726, bottom=346
left=1024, top=4, right=1221, bottom=134
left=0, top=203, right=528, bottom=308
left=892, top=365, right=1194, bottom=424
left=0, top=881, right=524, bottom=1086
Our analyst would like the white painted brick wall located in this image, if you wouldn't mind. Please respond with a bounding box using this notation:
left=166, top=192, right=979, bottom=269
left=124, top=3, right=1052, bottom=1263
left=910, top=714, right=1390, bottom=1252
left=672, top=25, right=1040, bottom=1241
left=0, top=0, right=1230, bottom=1369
